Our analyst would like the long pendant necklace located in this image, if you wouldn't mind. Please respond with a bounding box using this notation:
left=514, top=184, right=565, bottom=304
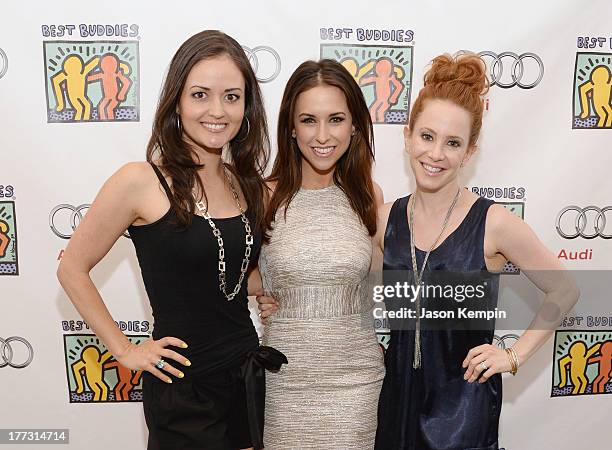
left=193, top=165, right=253, bottom=301
left=409, top=187, right=461, bottom=368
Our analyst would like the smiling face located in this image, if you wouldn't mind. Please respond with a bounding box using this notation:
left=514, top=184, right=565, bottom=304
left=406, top=98, right=475, bottom=192
left=177, top=54, right=246, bottom=153
left=293, top=84, right=355, bottom=181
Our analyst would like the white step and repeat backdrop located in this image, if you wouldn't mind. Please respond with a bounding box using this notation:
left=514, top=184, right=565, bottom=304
left=1, top=1, right=611, bottom=449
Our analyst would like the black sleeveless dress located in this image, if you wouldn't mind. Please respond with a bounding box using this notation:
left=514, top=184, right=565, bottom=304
left=129, top=163, right=261, bottom=450
left=375, top=194, right=502, bottom=450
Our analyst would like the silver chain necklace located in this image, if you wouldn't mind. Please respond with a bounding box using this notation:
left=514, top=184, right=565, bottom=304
left=193, top=165, right=253, bottom=301
left=409, top=187, right=461, bottom=368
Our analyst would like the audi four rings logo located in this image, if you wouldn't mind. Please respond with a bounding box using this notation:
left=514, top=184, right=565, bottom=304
left=493, top=334, right=519, bottom=350
left=556, top=206, right=612, bottom=239
left=0, top=47, right=7, bottom=79
left=242, top=45, right=281, bottom=83
left=0, top=336, right=34, bottom=368
left=478, top=51, right=544, bottom=89
left=49, top=204, right=130, bottom=239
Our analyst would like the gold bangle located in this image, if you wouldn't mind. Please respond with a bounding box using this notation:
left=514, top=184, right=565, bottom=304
left=504, top=349, right=513, bottom=374
left=510, top=348, right=518, bottom=375
left=505, top=348, right=518, bottom=375
left=509, top=347, right=520, bottom=373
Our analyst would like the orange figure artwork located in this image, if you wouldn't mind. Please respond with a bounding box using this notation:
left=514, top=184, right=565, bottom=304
left=103, top=359, right=143, bottom=401
left=587, top=340, right=612, bottom=394
left=0, top=220, right=10, bottom=258
left=359, top=58, right=405, bottom=123
left=87, top=53, right=133, bottom=120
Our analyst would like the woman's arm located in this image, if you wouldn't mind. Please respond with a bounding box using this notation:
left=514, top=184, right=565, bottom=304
left=371, top=201, right=393, bottom=273
left=57, top=162, right=189, bottom=382
left=247, top=266, right=264, bottom=296
left=463, top=204, right=579, bottom=383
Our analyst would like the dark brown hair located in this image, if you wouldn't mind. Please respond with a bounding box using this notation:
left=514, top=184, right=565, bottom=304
left=146, top=30, right=269, bottom=230
left=265, top=59, right=377, bottom=236
left=409, top=53, right=489, bottom=147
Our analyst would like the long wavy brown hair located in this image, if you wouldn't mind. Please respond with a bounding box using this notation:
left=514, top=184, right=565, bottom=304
left=265, top=59, right=376, bottom=236
left=146, top=30, right=269, bottom=231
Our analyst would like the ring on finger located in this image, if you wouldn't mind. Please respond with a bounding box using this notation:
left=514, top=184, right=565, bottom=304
left=155, top=359, right=166, bottom=370
left=479, top=361, right=488, bottom=371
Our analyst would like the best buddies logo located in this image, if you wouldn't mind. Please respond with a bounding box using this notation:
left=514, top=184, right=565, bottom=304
left=42, top=23, right=140, bottom=123
left=62, top=319, right=150, bottom=403
left=0, top=184, right=18, bottom=276
left=320, top=26, right=414, bottom=124
left=552, top=330, right=612, bottom=397
left=573, top=37, right=612, bottom=129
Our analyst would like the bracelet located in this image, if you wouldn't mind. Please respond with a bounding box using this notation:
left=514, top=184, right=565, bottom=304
left=510, top=347, right=520, bottom=372
left=505, top=347, right=520, bottom=375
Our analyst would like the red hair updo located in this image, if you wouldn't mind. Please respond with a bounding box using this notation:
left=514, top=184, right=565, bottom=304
left=408, top=53, right=489, bottom=147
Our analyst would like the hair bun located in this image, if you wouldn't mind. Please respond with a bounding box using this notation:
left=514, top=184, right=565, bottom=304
left=424, top=53, right=489, bottom=96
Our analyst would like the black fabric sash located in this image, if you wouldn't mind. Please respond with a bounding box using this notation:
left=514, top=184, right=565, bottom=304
left=239, top=345, right=288, bottom=450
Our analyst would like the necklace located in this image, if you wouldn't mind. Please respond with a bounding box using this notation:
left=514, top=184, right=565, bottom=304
left=409, top=187, right=461, bottom=368
left=193, top=165, right=253, bottom=301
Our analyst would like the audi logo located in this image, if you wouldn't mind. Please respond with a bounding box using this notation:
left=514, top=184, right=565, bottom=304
left=0, top=47, right=7, bottom=79
left=556, top=206, right=612, bottom=239
left=49, top=204, right=130, bottom=239
left=493, top=333, right=519, bottom=349
left=0, top=336, right=34, bottom=368
left=478, top=51, right=544, bottom=89
left=242, top=45, right=281, bottom=83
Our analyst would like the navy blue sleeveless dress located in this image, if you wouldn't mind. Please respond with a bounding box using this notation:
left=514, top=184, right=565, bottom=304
left=375, top=194, right=501, bottom=450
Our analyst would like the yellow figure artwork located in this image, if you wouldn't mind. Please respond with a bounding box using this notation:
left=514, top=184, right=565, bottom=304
left=578, top=65, right=612, bottom=127
left=51, top=55, right=100, bottom=121
left=71, top=345, right=113, bottom=401
left=557, top=341, right=601, bottom=395
left=341, top=57, right=375, bottom=83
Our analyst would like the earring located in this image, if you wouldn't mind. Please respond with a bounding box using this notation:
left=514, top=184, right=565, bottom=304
left=291, top=130, right=296, bottom=138
left=175, top=114, right=182, bottom=133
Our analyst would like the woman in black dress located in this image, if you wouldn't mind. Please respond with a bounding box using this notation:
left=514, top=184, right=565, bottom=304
left=58, top=30, right=284, bottom=450
left=372, top=53, right=578, bottom=449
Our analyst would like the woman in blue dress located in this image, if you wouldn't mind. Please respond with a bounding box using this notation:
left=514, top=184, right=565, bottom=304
left=372, top=53, right=578, bottom=450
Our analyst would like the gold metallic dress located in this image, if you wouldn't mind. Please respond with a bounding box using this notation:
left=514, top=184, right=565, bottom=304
left=260, top=185, right=385, bottom=449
